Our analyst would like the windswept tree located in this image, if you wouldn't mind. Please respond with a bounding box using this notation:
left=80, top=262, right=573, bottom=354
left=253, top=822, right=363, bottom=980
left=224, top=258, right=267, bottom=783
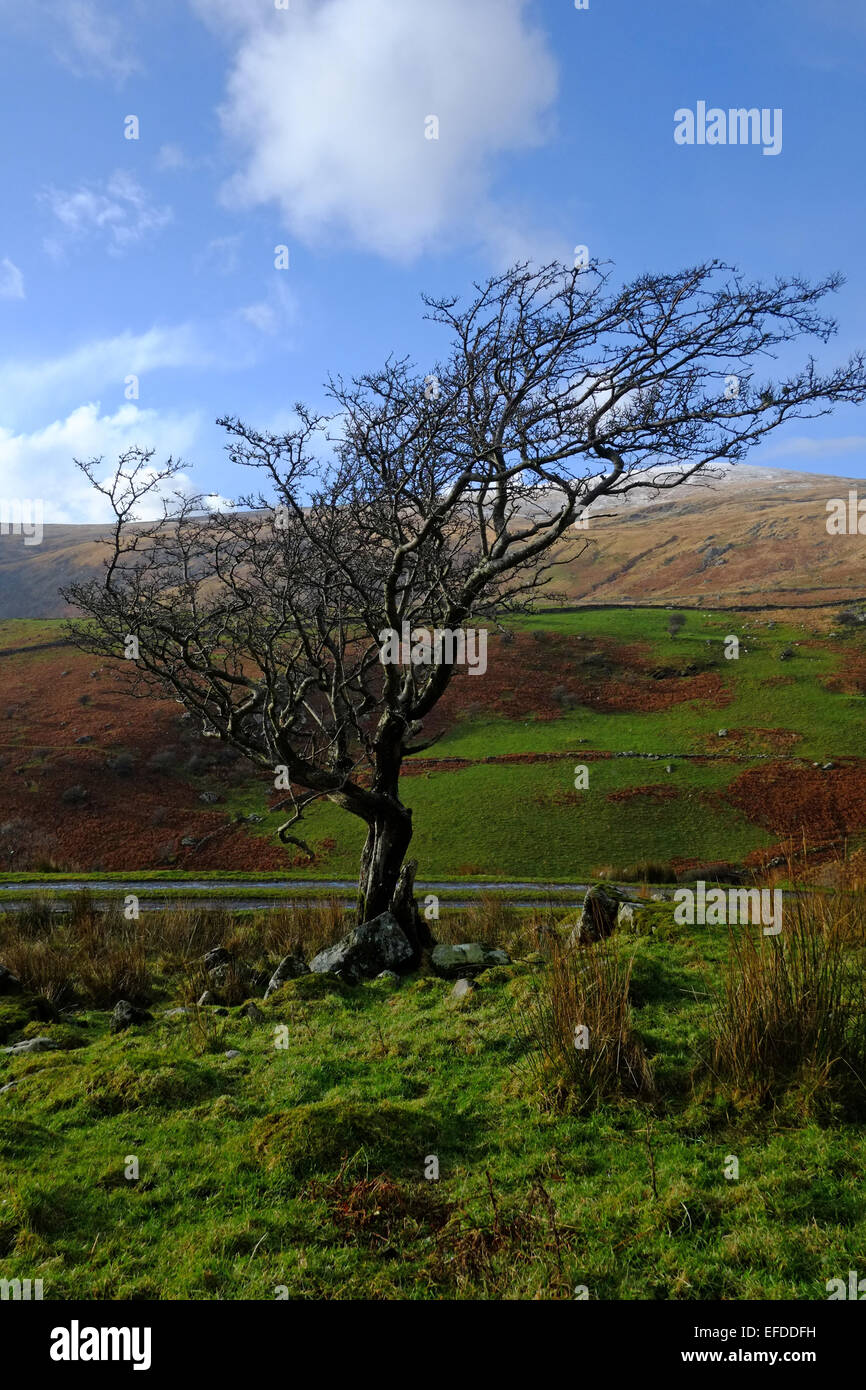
left=64, top=259, right=866, bottom=951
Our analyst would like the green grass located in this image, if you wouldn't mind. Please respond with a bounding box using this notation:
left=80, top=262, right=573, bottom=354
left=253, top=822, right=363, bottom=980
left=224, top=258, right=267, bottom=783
left=1, top=902, right=864, bottom=1300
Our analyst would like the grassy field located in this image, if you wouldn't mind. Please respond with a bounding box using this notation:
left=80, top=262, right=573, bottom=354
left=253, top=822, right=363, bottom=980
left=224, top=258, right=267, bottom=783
left=1, top=892, right=865, bottom=1300
left=2, top=605, right=865, bottom=882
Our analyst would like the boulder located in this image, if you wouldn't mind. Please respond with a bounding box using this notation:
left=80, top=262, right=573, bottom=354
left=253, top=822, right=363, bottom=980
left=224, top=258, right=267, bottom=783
left=567, top=884, right=623, bottom=947
left=204, top=947, right=232, bottom=975
left=429, top=943, right=510, bottom=979
left=450, top=977, right=475, bottom=1000
left=110, top=1000, right=154, bottom=1033
left=203, top=947, right=264, bottom=998
left=0, top=964, right=23, bottom=996
left=2, top=1036, right=58, bottom=1055
left=309, top=911, right=413, bottom=983
left=264, top=950, right=310, bottom=999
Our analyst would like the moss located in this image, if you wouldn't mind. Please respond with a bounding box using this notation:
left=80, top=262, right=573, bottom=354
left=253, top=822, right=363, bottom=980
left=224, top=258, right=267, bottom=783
left=81, top=1059, right=221, bottom=1115
left=251, top=1100, right=440, bottom=1179
left=265, top=973, right=352, bottom=1007
left=18, top=1020, right=88, bottom=1050
left=0, top=995, right=43, bottom=1044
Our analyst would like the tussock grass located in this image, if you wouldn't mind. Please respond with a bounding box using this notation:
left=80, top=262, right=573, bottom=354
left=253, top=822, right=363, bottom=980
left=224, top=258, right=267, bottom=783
left=516, top=936, right=655, bottom=1112
left=706, top=889, right=866, bottom=1116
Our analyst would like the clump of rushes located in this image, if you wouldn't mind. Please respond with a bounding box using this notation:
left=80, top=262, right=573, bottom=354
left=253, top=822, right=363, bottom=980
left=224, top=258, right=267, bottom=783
left=516, top=936, right=654, bottom=1112
left=706, top=887, right=866, bottom=1117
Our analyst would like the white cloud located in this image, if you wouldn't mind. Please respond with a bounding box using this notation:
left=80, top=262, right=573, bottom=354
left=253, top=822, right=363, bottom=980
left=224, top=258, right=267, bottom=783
left=237, top=279, right=297, bottom=335
left=0, top=0, right=141, bottom=82
left=155, top=143, right=190, bottom=172
left=0, top=403, right=202, bottom=524
left=0, top=258, right=25, bottom=300
left=758, top=435, right=866, bottom=462
left=198, top=0, right=558, bottom=261
left=41, top=170, right=172, bottom=258
left=195, top=234, right=243, bottom=276
left=0, top=326, right=215, bottom=427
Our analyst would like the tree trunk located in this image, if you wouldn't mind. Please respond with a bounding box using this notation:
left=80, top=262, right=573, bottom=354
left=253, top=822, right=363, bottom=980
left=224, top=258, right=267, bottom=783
left=356, top=806, right=433, bottom=962
left=357, top=805, right=413, bottom=922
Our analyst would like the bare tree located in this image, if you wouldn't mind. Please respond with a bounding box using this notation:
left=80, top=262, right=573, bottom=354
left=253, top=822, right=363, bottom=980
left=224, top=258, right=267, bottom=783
left=63, top=259, right=866, bottom=950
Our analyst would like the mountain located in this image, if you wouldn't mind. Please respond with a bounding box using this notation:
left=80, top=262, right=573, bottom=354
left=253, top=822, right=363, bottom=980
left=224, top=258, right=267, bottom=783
left=1, top=466, right=864, bottom=619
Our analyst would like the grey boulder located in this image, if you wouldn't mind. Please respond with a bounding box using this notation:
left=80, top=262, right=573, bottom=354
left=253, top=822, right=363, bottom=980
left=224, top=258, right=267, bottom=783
left=309, top=911, right=413, bottom=984
left=0, top=964, right=23, bottom=996
left=264, top=950, right=310, bottom=999
left=567, top=884, right=623, bottom=946
left=3, top=1036, right=58, bottom=1055
left=110, top=1000, right=154, bottom=1033
left=430, top=943, right=510, bottom=979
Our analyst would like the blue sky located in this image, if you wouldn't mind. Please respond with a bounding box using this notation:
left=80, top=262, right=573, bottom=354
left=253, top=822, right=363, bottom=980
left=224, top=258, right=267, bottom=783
left=1, top=0, right=865, bottom=522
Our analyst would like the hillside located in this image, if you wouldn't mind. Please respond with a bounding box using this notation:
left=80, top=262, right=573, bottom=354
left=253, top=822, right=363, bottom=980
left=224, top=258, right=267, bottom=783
left=2, top=466, right=865, bottom=621
left=2, top=604, right=865, bottom=881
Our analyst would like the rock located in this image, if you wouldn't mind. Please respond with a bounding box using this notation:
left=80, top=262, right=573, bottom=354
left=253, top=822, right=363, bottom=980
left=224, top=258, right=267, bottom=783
left=822, top=762, right=834, bottom=771
left=264, top=950, right=309, bottom=998
left=75, top=734, right=93, bottom=744
left=429, top=943, right=510, bottom=979
left=376, top=970, right=399, bottom=982
left=0, top=1081, right=18, bottom=1094
left=567, top=884, right=623, bottom=946
left=616, top=901, right=659, bottom=934
left=204, top=947, right=232, bottom=973
left=163, top=1007, right=194, bottom=1019
left=717, top=729, right=728, bottom=738
left=198, top=991, right=215, bottom=1006
left=665, top=765, right=674, bottom=773
left=0, top=964, right=23, bottom=996
left=3, top=1036, right=58, bottom=1055
left=224, top=1049, right=241, bottom=1059
left=110, top=1000, right=154, bottom=1033
left=199, top=791, right=221, bottom=804
left=242, top=1002, right=265, bottom=1023
left=450, top=977, right=475, bottom=999
left=309, top=911, right=414, bottom=984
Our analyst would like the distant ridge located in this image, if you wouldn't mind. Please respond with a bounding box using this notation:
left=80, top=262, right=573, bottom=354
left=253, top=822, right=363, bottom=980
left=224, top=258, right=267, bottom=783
left=1, top=465, right=865, bottom=619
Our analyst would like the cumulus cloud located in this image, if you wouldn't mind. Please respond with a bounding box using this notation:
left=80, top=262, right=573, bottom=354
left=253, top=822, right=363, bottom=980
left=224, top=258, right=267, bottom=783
left=0, top=258, right=25, bottom=300
left=41, top=170, right=172, bottom=259
left=196, top=0, right=558, bottom=261
left=0, top=403, right=202, bottom=524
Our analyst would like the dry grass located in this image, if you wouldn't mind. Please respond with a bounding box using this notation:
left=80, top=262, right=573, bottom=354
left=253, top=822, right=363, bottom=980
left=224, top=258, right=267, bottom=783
left=515, top=935, right=655, bottom=1112
left=706, top=887, right=866, bottom=1114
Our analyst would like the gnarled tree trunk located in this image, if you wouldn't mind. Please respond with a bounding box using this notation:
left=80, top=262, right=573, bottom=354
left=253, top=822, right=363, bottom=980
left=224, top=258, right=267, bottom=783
left=356, top=807, right=434, bottom=962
